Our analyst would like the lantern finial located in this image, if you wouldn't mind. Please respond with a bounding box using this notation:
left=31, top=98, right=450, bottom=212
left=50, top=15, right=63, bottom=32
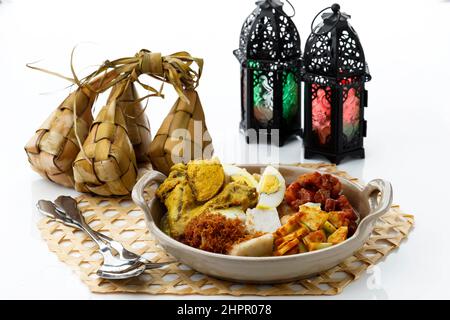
left=256, top=0, right=283, bottom=8
left=331, top=3, right=340, bottom=13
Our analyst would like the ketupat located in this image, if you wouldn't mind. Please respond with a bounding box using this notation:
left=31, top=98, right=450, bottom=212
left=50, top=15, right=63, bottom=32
left=149, top=90, right=213, bottom=176
left=117, top=82, right=152, bottom=163
left=26, top=49, right=205, bottom=193
left=73, top=80, right=138, bottom=196
left=24, top=64, right=121, bottom=188
left=25, top=88, right=95, bottom=187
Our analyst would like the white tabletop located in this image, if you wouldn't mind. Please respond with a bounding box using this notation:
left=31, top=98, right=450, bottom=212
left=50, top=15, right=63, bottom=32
left=0, top=0, right=449, bottom=299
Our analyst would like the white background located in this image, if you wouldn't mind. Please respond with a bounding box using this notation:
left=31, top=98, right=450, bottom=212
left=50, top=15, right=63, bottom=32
left=0, top=0, right=449, bottom=299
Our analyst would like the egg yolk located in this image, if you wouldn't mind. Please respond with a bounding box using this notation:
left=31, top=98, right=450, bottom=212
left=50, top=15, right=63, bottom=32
left=260, top=175, right=279, bottom=194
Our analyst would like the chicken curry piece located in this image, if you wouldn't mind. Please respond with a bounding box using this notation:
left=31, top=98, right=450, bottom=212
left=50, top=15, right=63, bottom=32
left=156, top=159, right=258, bottom=238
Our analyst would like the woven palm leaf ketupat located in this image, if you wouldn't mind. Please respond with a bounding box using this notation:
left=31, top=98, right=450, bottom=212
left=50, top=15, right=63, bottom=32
left=73, top=80, right=138, bottom=196
left=25, top=49, right=204, bottom=191
left=150, top=90, right=213, bottom=175
left=24, top=87, right=96, bottom=187
left=24, top=68, right=119, bottom=188
left=117, top=82, right=152, bottom=162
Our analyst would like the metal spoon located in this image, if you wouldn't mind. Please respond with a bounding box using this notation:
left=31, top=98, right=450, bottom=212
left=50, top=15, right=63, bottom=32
left=37, top=200, right=138, bottom=273
left=53, top=196, right=172, bottom=269
left=37, top=199, right=172, bottom=279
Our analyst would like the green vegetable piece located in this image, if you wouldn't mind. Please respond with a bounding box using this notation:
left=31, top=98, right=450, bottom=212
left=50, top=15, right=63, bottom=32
left=323, top=221, right=337, bottom=235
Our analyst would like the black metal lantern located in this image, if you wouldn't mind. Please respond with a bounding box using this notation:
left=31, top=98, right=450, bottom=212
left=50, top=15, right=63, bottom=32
left=234, top=0, right=302, bottom=146
left=303, top=3, right=371, bottom=163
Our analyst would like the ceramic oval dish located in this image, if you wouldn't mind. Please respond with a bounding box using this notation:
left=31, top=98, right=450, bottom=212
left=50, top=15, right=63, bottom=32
left=132, top=165, right=392, bottom=283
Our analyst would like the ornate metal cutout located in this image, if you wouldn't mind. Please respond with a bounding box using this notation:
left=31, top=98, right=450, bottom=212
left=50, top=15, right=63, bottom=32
left=234, top=0, right=302, bottom=145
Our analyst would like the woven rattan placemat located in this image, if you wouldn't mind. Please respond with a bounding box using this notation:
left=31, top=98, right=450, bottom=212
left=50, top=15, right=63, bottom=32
left=37, top=163, right=414, bottom=296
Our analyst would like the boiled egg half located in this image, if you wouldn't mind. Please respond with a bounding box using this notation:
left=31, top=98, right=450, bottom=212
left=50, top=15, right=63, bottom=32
left=256, top=165, right=286, bottom=209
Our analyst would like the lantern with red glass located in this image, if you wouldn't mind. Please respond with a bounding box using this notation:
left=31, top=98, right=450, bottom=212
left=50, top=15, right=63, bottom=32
left=303, top=4, right=371, bottom=164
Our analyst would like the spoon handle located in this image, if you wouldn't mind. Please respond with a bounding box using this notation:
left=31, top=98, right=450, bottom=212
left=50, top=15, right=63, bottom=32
left=37, top=200, right=80, bottom=229
left=54, top=196, right=87, bottom=227
left=54, top=196, right=109, bottom=251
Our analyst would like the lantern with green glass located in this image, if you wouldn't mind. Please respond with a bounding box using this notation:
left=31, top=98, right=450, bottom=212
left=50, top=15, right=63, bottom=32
left=234, top=0, right=302, bottom=145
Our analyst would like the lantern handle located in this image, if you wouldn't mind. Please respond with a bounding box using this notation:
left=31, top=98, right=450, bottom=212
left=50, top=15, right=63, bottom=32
left=310, top=4, right=341, bottom=36
left=284, top=0, right=296, bottom=18
left=260, top=0, right=296, bottom=18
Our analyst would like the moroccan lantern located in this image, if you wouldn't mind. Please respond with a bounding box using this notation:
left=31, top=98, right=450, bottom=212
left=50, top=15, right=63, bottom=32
left=303, top=3, right=371, bottom=163
left=234, top=0, right=302, bottom=145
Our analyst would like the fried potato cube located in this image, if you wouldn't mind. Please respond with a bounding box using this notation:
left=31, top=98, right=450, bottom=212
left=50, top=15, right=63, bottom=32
left=298, top=204, right=329, bottom=231
left=273, top=238, right=300, bottom=256
left=328, top=211, right=349, bottom=228
left=322, top=221, right=337, bottom=235
left=307, top=242, right=333, bottom=251
left=288, top=225, right=308, bottom=240
left=303, top=230, right=326, bottom=246
left=280, top=212, right=294, bottom=225
left=327, top=226, right=348, bottom=244
left=274, top=214, right=301, bottom=238
left=285, top=247, right=299, bottom=255
left=187, top=159, right=225, bottom=202
left=275, top=237, right=287, bottom=247
left=274, top=226, right=309, bottom=247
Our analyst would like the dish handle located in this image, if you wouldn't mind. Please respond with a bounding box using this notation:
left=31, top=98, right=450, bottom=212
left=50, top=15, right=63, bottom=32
left=131, top=170, right=167, bottom=224
left=360, top=179, right=393, bottom=228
